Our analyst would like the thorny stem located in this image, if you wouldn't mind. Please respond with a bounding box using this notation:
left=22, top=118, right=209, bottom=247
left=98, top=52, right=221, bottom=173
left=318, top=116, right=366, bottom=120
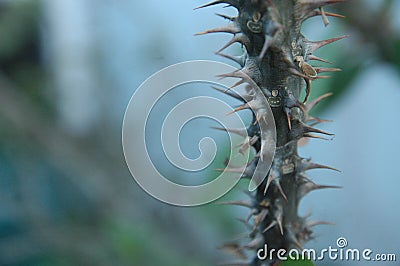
left=195, top=0, right=346, bottom=265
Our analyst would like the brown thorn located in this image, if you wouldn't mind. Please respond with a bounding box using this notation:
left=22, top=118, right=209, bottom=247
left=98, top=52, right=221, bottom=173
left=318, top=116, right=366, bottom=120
left=227, top=79, right=245, bottom=91
left=217, top=34, right=251, bottom=53
left=227, top=103, right=250, bottom=115
left=299, top=0, right=347, bottom=9
left=315, top=75, right=332, bottom=79
left=259, top=37, right=272, bottom=60
left=289, top=68, right=309, bottom=79
left=307, top=220, right=335, bottom=227
left=308, top=35, right=349, bottom=52
left=285, top=109, right=292, bottom=130
left=262, top=221, right=277, bottom=233
left=215, top=52, right=246, bottom=67
left=303, top=78, right=312, bottom=103
left=319, top=7, right=329, bottom=26
left=277, top=216, right=284, bottom=235
left=306, top=92, right=333, bottom=112
left=210, top=126, right=247, bottom=137
left=303, top=133, right=330, bottom=140
left=314, top=67, right=342, bottom=73
left=306, top=162, right=341, bottom=172
left=275, top=181, right=288, bottom=201
left=211, top=86, right=244, bottom=102
left=304, top=124, right=334, bottom=136
left=194, top=0, right=239, bottom=10
left=263, top=175, right=274, bottom=195
left=194, top=25, right=240, bottom=36
left=307, top=55, right=332, bottom=64
left=307, top=8, right=345, bottom=20
left=215, top=13, right=237, bottom=21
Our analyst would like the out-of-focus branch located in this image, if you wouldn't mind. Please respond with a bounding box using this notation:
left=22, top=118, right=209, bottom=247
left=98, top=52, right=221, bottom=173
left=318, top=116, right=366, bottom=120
left=337, top=0, right=399, bottom=67
left=0, top=72, right=218, bottom=265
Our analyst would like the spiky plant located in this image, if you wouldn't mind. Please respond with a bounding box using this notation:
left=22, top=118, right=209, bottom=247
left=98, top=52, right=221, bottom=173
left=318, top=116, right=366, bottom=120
left=195, top=0, right=346, bottom=265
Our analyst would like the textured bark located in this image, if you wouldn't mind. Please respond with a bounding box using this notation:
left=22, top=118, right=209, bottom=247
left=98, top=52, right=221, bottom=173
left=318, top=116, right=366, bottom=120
left=196, top=0, right=345, bottom=265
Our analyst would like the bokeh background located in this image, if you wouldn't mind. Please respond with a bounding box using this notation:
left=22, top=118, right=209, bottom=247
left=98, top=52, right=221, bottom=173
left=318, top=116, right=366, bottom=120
left=0, top=0, right=399, bottom=265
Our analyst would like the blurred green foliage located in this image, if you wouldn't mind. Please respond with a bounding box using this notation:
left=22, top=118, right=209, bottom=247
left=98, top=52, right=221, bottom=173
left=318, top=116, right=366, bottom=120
left=0, top=0, right=399, bottom=265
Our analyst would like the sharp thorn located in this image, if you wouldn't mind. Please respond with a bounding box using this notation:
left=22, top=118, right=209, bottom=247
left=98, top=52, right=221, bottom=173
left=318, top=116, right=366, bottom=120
left=303, top=78, right=312, bottom=103
left=285, top=109, right=292, bottom=130
left=217, top=34, right=251, bottom=53
left=194, top=25, right=240, bottom=36
left=317, top=184, right=343, bottom=190
left=215, top=13, right=237, bottom=21
left=216, top=52, right=246, bottom=67
left=253, top=209, right=269, bottom=229
left=315, top=75, right=332, bottom=79
left=306, top=162, right=340, bottom=172
left=289, top=68, right=309, bottom=79
left=307, top=220, right=335, bottom=227
left=306, top=92, right=333, bottom=112
left=259, top=37, right=272, bottom=60
left=319, top=7, right=330, bottom=26
left=210, top=126, right=247, bottom=137
left=304, top=125, right=334, bottom=136
left=299, top=0, right=347, bottom=10
left=307, top=55, right=333, bottom=64
left=194, top=0, right=239, bottom=10
left=277, top=216, right=284, bottom=235
left=263, top=175, right=274, bottom=195
left=228, top=79, right=246, bottom=90
left=303, top=133, right=330, bottom=140
left=275, top=180, right=288, bottom=201
left=211, top=86, right=244, bottom=101
left=263, top=221, right=277, bottom=233
left=227, top=103, right=250, bottom=115
left=308, top=35, right=349, bottom=52
left=314, top=67, right=342, bottom=73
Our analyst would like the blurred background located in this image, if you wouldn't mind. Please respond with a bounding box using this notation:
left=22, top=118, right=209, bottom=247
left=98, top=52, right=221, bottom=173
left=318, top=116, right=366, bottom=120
left=0, top=0, right=399, bottom=265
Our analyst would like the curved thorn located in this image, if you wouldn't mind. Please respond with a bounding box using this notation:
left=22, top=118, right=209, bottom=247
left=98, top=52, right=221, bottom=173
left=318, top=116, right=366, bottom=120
left=308, top=35, right=349, bottom=52
left=303, top=133, right=330, bottom=140
left=307, top=220, right=335, bottom=227
left=216, top=52, right=246, bottom=67
left=277, top=217, right=284, bottom=235
left=215, top=13, right=237, bottom=21
left=319, top=7, right=329, bottom=26
left=314, top=67, right=342, bottom=73
left=263, top=175, right=274, bottom=195
left=210, top=126, right=247, bottom=137
left=227, top=103, right=250, bottom=115
left=259, top=37, right=272, bottom=60
left=303, top=78, right=312, bottom=103
left=211, top=86, right=245, bottom=101
left=275, top=180, right=288, bottom=201
left=217, top=34, right=251, bottom=53
left=306, top=92, right=333, bottom=111
left=307, top=55, right=333, bottom=64
left=195, top=25, right=241, bottom=36
left=263, top=221, right=277, bottom=233
left=308, top=10, right=345, bottom=19
left=194, top=0, right=239, bottom=10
